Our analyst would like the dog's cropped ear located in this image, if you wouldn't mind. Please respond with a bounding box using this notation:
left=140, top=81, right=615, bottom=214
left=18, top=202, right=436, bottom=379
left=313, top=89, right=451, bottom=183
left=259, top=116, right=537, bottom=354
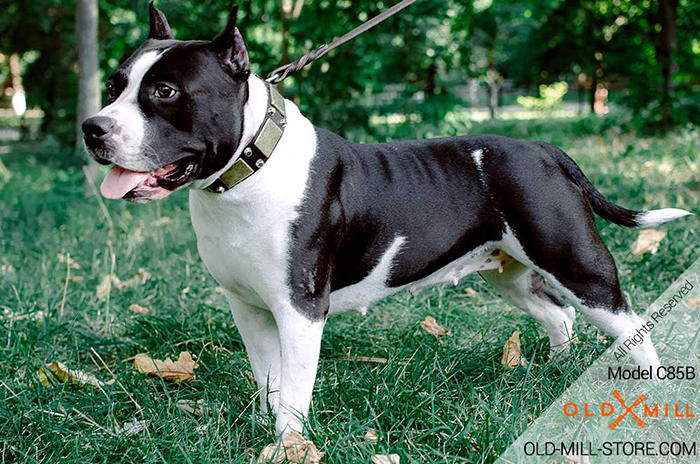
left=149, top=2, right=175, bottom=40
left=211, top=5, right=250, bottom=80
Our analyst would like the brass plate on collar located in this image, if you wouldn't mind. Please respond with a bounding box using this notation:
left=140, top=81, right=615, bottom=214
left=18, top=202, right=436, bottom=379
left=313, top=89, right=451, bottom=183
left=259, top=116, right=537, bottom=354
left=254, top=119, right=284, bottom=158
left=270, top=87, right=286, bottom=117
left=220, top=159, right=254, bottom=188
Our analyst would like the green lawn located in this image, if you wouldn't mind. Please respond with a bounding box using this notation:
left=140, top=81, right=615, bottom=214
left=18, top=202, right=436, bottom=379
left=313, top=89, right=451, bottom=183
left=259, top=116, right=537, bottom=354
left=0, top=115, right=698, bottom=463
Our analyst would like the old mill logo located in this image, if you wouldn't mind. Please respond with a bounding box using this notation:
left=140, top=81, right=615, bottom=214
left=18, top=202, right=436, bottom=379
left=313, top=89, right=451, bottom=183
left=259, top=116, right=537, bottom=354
left=563, top=390, right=695, bottom=430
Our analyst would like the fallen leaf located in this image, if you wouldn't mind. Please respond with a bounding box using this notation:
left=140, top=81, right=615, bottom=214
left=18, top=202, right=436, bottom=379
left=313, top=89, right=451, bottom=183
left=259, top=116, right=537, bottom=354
left=181, top=287, right=190, bottom=297
left=115, top=268, right=151, bottom=290
left=364, top=428, right=378, bottom=442
left=563, top=452, right=590, bottom=463
left=151, top=216, right=171, bottom=227
left=371, top=455, right=400, bottom=464
left=177, top=399, right=208, bottom=417
left=257, top=431, right=324, bottom=464
left=120, top=419, right=148, bottom=436
left=420, top=316, right=450, bottom=337
left=631, top=229, right=667, bottom=256
left=57, top=253, right=80, bottom=269
left=465, top=288, right=478, bottom=298
left=97, top=269, right=151, bottom=300
left=96, top=275, right=118, bottom=300
left=687, top=297, right=700, bottom=309
left=1, top=263, right=15, bottom=274
left=3, top=308, right=45, bottom=322
left=68, top=275, right=83, bottom=282
left=37, top=362, right=114, bottom=387
left=134, top=352, right=198, bottom=382
left=129, top=304, right=150, bottom=314
left=332, top=355, right=388, bottom=364
left=501, top=329, right=526, bottom=368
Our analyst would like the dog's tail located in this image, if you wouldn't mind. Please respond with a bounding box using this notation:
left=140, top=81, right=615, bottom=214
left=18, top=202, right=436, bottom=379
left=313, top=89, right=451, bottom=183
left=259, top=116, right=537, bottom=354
left=551, top=147, right=692, bottom=228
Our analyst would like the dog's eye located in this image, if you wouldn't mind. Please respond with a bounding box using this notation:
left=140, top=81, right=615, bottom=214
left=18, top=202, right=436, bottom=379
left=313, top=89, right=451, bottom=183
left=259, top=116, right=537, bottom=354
left=106, top=82, right=117, bottom=103
left=155, top=83, right=177, bottom=99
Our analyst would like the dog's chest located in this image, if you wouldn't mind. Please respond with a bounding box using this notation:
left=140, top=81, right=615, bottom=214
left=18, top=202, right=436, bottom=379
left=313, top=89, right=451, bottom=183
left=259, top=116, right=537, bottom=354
left=190, top=191, right=292, bottom=306
left=188, top=104, right=317, bottom=308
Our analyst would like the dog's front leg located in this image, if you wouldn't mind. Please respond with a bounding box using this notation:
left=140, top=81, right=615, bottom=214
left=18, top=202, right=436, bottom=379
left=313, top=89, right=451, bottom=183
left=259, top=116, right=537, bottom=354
left=273, top=303, right=326, bottom=436
left=224, top=291, right=282, bottom=417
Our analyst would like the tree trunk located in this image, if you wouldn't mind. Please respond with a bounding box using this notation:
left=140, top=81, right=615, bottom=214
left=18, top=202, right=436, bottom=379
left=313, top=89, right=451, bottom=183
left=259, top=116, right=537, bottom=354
left=76, top=0, right=101, bottom=184
left=488, top=83, right=499, bottom=120
left=486, top=47, right=500, bottom=120
left=657, top=0, right=679, bottom=126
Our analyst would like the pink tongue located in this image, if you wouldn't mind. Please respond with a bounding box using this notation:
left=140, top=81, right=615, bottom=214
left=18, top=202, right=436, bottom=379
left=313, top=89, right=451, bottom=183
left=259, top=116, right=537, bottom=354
left=100, top=166, right=151, bottom=199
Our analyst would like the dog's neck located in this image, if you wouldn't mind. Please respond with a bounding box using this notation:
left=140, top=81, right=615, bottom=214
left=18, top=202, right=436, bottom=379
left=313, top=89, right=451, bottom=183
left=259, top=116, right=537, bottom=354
left=189, top=74, right=271, bottom=191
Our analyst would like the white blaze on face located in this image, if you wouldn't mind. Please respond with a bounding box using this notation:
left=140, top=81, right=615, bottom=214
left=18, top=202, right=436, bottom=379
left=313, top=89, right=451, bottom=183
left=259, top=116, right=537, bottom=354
left=96, top=50, right=164, bottom=170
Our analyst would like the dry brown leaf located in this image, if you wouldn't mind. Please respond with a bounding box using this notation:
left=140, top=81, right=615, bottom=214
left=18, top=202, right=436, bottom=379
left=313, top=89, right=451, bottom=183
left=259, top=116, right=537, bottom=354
left=420, top=316, right=450, bottom=337
left=96, top=275, right=118, bottom=300
left=68, top=275, right=83, bottom=282
left=97, top=269, right=151, bottom=300
left=134, top=352, right=198, bottom=382
left=465, top=288, right=478, bottom=298
left=0, top=263, right=15, bottom=275
left=257, top=431, right=324, bottom=464
left=371, top=455, right=400, bottom=464
left=501, top=329, right=526, bottom=368
left=176, top=399, right=208, bottom=417
left=686, top=297, right=700, bottom=309
left=116, top=268, right=151, bottom=290
left=563, top=452, right=591, bottom=463
left=3, top=308, right=45, bottom=322
left=332, top=355, right=388, bottom=364
left=119, top=419, right=148, bottom=436
left=57, top=253, right=80, bottom=269
left=151, top=216, right=172, bottom=227
left=631, top=229, right=667, bottom=256
left=38, top=362, right=114, bottom=387
left=129, top=304, right=150, bottom=314
left=364, top=428, right=378, bottom=442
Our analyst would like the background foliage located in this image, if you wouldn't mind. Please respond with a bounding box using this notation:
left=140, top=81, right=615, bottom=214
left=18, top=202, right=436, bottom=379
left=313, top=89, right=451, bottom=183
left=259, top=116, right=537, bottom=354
left=0, top=0, right=698, bottom=144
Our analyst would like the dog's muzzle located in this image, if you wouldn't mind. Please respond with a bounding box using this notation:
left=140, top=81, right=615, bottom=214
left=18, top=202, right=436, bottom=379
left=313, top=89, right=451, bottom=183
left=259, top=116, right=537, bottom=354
left=82, top=115, right=118, bottom=165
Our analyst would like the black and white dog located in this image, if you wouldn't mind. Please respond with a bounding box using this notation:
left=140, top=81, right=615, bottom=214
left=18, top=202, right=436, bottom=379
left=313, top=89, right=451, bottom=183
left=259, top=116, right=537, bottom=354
left=83, top=4, right=691, bottom=436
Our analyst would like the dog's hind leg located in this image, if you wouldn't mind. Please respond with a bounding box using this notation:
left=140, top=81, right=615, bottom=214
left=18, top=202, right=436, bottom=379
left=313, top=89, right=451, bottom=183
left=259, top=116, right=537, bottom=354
left=224, top=291, right=282, bottom=418
left=500, top=221, right=659, bottom=371
left=481, top=260, right=576, bottom=359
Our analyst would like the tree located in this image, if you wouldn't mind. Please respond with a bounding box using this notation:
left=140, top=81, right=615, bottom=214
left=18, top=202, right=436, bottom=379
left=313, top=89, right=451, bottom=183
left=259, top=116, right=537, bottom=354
left=655, top=0, right=679, bottom=126
left=76, top=0, right=100, bottom=182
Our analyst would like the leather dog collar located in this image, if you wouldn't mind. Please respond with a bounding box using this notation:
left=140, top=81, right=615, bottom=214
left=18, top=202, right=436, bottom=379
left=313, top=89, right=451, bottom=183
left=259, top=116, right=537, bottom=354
left=205, top=83, right=287, bottom=193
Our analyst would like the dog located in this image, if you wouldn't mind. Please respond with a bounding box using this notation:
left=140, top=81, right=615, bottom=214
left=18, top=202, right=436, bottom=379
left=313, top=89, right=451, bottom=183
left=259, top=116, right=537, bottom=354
left=82, top=3, right=692, bottom=436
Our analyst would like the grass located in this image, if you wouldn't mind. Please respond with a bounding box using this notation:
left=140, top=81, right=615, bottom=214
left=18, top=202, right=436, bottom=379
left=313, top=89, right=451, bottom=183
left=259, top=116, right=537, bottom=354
left=0, top=114, right=698, bottom=463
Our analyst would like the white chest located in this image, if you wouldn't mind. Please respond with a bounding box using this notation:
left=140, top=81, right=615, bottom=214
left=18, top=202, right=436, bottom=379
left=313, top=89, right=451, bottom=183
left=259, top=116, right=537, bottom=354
left=189, top=97, right=317, bottom=310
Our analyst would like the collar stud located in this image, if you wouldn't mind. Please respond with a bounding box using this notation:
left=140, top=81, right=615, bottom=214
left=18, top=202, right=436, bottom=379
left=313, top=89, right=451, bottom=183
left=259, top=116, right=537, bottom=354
left=205, top=82, right=286, bottom=194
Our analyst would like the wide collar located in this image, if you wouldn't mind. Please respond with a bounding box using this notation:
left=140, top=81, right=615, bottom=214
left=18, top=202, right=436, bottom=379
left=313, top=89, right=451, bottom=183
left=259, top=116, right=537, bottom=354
left=205, top=82, right=287, bottom=193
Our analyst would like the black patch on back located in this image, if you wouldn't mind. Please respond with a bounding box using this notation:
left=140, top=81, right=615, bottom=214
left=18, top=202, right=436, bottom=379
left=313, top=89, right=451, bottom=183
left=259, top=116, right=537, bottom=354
left=287, top=131, right=505, bottom=320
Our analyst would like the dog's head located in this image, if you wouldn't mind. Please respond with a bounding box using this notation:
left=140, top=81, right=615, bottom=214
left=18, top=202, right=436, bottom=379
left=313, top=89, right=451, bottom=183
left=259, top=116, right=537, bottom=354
left=82, top=3, right=250, bottom=202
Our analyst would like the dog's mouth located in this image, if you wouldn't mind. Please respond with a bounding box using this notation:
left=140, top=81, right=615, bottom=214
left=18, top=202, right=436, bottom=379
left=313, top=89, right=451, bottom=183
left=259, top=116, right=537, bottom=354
left=100, top=158, right=199, bottom=202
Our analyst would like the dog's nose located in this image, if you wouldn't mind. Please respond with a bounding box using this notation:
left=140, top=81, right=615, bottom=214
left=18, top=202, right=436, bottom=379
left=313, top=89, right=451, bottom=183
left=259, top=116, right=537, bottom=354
left=82, top=116, right=115, bottom=146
